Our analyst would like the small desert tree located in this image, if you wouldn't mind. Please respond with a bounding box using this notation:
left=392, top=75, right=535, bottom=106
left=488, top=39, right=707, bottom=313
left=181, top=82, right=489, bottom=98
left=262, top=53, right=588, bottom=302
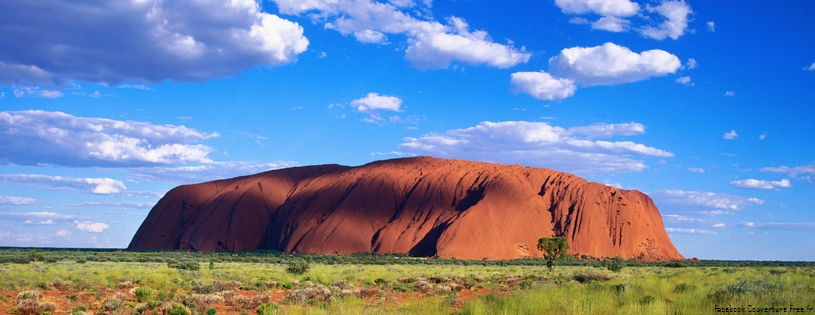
left=537, top=237, right=570, bottom=270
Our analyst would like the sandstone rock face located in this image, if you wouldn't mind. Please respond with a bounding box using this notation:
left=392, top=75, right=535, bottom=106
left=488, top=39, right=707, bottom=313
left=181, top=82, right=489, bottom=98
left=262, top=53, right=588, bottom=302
left=128, top=157, right=684, bottom=261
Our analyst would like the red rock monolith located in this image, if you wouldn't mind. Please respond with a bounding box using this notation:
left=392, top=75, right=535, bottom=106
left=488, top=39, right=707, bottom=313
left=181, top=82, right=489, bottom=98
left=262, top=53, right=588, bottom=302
left=128, top=157, right=684, bottom=261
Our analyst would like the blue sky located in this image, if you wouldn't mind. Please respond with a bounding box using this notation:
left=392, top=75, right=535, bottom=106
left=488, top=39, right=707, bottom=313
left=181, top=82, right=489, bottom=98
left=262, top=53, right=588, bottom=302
left=0, top=0, right=813, bottom=260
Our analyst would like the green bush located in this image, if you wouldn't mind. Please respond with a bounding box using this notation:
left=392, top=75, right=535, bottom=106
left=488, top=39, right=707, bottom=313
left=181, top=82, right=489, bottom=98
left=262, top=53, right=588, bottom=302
left=605, top=256, right=626, bottom=272
left=286, top=258, right=310, bottom=275
left=257, top=302, right=280, bottom=315
left=70, top=305, right=88, bottom=315
left=166, top=304, right=191, bottom=315
left=206, top=307, right=217, bottom=315
left=169, top=260, right=201, bottom=271
left=135, top=286, right=152, bottom=302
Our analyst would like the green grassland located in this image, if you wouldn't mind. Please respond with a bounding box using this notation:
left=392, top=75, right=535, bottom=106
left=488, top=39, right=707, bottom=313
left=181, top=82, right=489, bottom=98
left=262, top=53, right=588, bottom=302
left=0, top=249, right=813, bottom=314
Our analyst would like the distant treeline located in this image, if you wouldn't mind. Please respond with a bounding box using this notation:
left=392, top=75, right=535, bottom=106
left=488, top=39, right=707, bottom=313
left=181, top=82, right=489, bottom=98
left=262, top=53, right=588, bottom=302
left=0, top=247, right=812, bottom=268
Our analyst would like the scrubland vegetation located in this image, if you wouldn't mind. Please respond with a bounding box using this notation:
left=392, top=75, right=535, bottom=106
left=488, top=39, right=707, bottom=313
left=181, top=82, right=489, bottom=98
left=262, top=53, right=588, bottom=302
left=0, top=248, right=812, bottom=314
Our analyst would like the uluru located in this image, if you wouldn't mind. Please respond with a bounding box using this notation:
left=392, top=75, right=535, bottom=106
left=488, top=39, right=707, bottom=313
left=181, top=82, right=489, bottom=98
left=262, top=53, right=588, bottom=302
left=128, top=157, right=684, bottom=261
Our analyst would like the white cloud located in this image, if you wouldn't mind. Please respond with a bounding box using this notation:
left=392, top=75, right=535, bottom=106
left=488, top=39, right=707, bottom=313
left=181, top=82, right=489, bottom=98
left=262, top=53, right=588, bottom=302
left=0, top=0, right=308, bottom=87
left=510, top=71, right=576, bottom=101
left=650, top=189, right=764, bottom=215
left=388, top=0, right=418, bottom=8
left=272, top=0, right=530, bottom=69
left=761, top=162, right=815, bottom=177
left=554, top=0, right=640, bottom=17
left=553, top=0, right=691, bottom=40
left=759, top=133, right=767, bottom=140
left=591, top=16, right=631, bottom=32
left=687, top=167, right=704, bottom=173
left=0, top=212, right=78, bottom=227
left=513, top=43, right=681, bottom=101
left=11, top=87, right=65, bottom=99
left=17, top=233, right=33, bottom=242
left=737, top=221, right=815, bottom=231
left=676, top=76, right=693, bottom=86
left=74, top=220, right=110, bottom=233
left=0, top=110, right=218, bottom=167
left=354, top=29, right=389, bottom=44
left=723, top=130, right=738, bottom=140
left=1, top=211, right=75, bottom=220
left=641, top=1, right=693, bottom=40
left=730, top=178, right=792, bottom=190
left=804, top=63, right=815, bottom=71
left=549, top=42, right=681, bottom=86
left=665, top=227, right=717, bottom=235
left=24, top=219, right=55, bottom=225
left=0, top=195, right=36, bottom=205
left=56, top=229, right=72, bottom=237
left=351, top=93, right=403, bottom=121
left=130, top=161, right=298, bottom=184
left=565, top=122, right=646, bottom=138
left=399, top=120, right=671, bottom=176
left=0, top=174, right=126, bottom=195
left=118, top=84, right=151, bottom=90
left=724, top=91, right=735, bottom=97
left=404, top=16, right=531, bottom=69
left=67, top=201, right=154, bottom=210
left=686, top=58, right=698, bottom=69
left=663, top=214, right=723, bottom=228
left=707, top=21, right=715, bottom=32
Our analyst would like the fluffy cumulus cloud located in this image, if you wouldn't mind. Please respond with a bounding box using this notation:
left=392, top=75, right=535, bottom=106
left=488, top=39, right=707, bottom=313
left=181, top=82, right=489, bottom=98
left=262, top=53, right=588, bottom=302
left=650, top=189, right=764, bottom=215
left=554, top=0, right=640, bottom=17
left=74, top=220, right=110, bottom=233
left=350, top=93, right=403, bottom=121
left=549, top=42, right=682, bottom=86
left=272, top=0, right=530, bottom=69
left=723, top=130, right=738, bottom=140
left=0, top=0, right=308, bottom=87
left=641, top=1, right=693, bottom=40
left=0, top=174, right=126, bottom=195
left=729, top=178, right=792, bottom=190
left=510, top=72, right=576, bottom=101
left=591, top=16, right=631, bottom=32
left=553, top=0, right=692, bottom=40
left=675, top=76, right=693, bottom=86
left=0, top=110, right=218, bottom=167
left=512, top=43, right=680, bottom=100
left=400, top=121, right=672, bottom=176
left=761, top=161, right=815, bottom=177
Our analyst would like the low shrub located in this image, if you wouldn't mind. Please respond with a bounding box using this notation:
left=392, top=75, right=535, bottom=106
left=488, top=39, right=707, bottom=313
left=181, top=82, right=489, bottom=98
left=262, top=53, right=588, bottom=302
left=165, top=303, right=191, bottom=315
left=134, top=286, right=153, bottom=302
left=257, top=302, right=279, bottom=315
left=286, top=258, right=310, bottom=275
